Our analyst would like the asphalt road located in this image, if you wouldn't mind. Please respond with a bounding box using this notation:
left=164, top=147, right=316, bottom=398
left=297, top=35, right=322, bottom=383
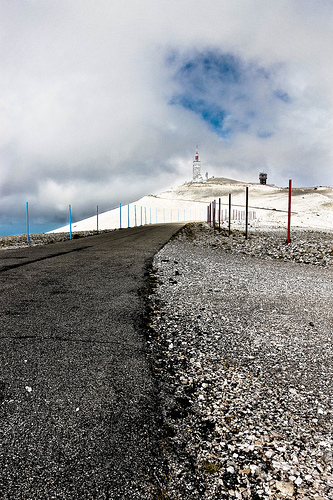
left=0, top=224, right=183, bottom=499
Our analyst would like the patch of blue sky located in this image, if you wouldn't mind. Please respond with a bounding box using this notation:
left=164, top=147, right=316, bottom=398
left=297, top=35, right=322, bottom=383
left=170, top=94, right=230, bottom=136
left=168, top=49, right=290, bottom=138
left=176, top=51, right=242, bottom=85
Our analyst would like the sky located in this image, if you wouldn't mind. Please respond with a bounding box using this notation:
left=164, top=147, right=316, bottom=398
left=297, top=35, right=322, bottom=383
left=1, top=0, right=333, bottom=235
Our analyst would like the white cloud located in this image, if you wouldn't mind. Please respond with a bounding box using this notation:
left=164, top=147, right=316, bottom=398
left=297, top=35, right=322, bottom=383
left=1, top=0, right=333, bottom=232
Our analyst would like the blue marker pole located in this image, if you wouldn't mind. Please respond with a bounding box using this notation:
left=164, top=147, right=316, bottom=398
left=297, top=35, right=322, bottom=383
left=97, top=205, right=99, bottom=233
left=26, top=202, right=29, bottom=243
left=120, top=203, right=122, bottom=229
left=140, top=206, right=143, bottom=226
left=128, top=204, right=130, bottom=228
left=135, top=205, right=137, bottom=226
left=144, top=207, right=147, bottom=225
left=69, top=204, right=72, bottom=239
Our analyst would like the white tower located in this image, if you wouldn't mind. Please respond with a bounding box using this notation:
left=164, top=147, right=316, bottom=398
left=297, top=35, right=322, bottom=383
left=192, top=146, right=203, bottom=183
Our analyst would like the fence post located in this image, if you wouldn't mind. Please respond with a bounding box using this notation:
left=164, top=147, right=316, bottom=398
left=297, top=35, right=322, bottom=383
left=218, top=198, right=221, bottom=230
left=287, top=179, right=292, bottom=243
left=26, top=202, right=29, bottom=243
left=245, top=187, right=249, bottom=240
left=228, top=194, right=231, bottom=236
left=69, top=204, right=72, bottom=239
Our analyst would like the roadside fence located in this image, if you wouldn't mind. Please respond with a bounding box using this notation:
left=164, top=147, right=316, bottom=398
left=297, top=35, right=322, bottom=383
left=206, top=181, right=293, bottom=243
left=22, top=181, right=293, bottom=243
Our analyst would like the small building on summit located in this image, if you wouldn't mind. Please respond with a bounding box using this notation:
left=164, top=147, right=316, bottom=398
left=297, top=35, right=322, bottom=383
left=259, top=172, right=267, bottom=185
left=192, top=146, right=204, bottom=183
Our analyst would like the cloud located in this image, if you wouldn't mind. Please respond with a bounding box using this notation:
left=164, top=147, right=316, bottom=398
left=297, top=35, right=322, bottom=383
left=1, top=0, right=333, bottom=233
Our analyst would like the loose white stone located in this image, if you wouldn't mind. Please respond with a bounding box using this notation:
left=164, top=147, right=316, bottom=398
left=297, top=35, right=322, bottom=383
left=276, top=481, right=294, bottom=495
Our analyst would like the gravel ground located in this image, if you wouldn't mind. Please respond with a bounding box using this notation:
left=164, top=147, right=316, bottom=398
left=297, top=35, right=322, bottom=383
left=0, top=230, right=112, bottom=250
left=2, top=224, right=332, bottom=498
left=148, top=223, right=333, bottom=499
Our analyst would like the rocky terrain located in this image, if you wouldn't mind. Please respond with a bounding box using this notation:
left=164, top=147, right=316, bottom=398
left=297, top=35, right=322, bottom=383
left=0, top=230, right=112, bottom=250
left=148, top=223, right=333, bottom=499
left=1, top=223, right=332, bottom=499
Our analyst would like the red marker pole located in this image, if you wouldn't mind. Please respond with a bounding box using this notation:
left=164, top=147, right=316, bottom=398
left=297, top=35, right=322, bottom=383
left=287, top=179, right=292, bottom=243
left=228, top=194, right=231, bottom=236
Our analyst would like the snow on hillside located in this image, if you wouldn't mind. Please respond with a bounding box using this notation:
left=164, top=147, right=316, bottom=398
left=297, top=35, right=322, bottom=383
left=49, top=178, right=333, bottom=233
